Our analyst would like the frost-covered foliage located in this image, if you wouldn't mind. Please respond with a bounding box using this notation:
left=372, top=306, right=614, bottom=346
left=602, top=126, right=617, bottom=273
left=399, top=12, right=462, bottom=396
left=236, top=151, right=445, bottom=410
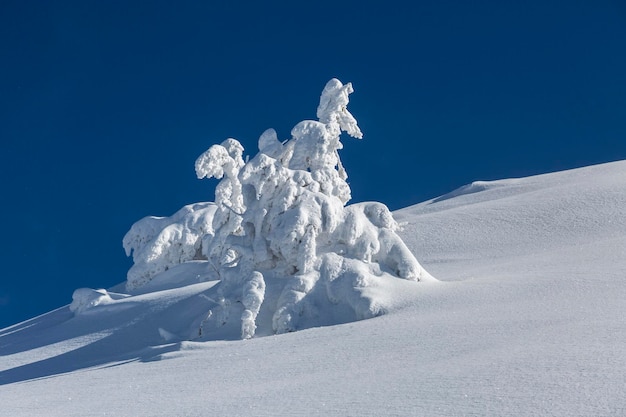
left=122, top=79, right=434, bottom=339
left=123, top=203, right=217, bottom=290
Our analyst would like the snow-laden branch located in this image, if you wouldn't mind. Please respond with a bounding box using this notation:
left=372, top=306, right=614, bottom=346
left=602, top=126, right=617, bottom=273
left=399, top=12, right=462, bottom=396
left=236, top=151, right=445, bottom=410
left=121, top=78, right=434, bottom=339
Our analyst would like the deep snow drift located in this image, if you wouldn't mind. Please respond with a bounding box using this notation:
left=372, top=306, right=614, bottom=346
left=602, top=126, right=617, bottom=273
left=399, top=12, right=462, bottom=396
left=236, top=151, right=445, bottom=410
left=1, top=160, right=625, bottom=416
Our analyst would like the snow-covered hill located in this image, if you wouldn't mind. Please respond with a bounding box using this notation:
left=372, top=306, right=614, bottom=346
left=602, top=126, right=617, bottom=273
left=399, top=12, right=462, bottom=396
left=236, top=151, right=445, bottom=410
left=2, top=161, right=625, bottom=416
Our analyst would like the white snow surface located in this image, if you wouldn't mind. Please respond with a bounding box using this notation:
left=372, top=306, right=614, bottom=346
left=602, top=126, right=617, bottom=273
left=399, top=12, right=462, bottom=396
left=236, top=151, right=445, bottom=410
left=2, top=160, right=625, bottom=416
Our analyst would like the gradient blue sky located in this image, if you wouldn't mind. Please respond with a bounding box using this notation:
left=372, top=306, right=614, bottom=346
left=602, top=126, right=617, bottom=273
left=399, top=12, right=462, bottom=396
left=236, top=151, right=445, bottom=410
left=1, top=0, right=625, bottom=328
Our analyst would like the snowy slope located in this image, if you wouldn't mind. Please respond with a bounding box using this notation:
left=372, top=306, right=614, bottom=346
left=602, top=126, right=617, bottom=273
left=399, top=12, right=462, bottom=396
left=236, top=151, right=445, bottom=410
left=1, top=161, right=625, bottom=416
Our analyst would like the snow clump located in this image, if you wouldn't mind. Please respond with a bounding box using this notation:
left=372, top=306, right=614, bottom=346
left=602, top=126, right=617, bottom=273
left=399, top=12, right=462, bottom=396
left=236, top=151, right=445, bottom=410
left=69, top=288, right=114, bottom=314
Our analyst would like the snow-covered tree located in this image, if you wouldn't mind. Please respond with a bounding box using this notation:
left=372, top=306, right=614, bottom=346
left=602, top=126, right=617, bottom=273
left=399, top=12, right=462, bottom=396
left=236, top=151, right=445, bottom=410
left=122, top=79, right=434, bottom=339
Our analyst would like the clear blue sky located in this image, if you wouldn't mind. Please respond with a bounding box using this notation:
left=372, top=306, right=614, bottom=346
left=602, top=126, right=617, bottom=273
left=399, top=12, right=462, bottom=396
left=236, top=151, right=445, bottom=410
left=1, top=0, right=625, bottom=328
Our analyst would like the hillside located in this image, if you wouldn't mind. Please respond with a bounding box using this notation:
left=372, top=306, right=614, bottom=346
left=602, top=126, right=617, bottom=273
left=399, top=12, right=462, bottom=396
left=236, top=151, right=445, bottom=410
left=1, top=160, right=625, bottom=416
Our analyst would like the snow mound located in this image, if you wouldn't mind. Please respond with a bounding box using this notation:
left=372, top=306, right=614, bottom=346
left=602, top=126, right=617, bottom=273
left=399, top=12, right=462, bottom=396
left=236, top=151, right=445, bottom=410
left=84, top=79, right=433, bottom=340
left=69, top=288, right=114, bottom=314
left=69, top=288, right=130, bottom=314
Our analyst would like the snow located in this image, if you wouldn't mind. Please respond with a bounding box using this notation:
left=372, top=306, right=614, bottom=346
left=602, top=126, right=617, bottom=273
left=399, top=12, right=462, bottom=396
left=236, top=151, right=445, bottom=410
left=2, top=75, right=625, bottom=414
left=1, top=160, right=625, bottom=416
left=69, top=288, right=129, bottom=314
left=123, top=202, right=217, bottom=291
left=120, top=79, right=432, bottom=339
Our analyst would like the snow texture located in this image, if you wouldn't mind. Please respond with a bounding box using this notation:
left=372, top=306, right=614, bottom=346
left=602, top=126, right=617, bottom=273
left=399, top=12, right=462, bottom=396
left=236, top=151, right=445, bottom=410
left=2, top=160, right=625, bottom=417
left=122, top=79, right=432, bottom=339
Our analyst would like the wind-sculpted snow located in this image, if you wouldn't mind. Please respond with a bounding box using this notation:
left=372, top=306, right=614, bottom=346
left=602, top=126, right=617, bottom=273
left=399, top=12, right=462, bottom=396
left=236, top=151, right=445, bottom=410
left=118, top=79, right=432, bottom=339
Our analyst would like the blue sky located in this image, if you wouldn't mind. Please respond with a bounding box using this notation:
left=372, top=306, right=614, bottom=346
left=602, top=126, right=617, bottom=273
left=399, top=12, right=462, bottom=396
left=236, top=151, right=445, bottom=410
left=1, top=0, right=625, bottom=328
